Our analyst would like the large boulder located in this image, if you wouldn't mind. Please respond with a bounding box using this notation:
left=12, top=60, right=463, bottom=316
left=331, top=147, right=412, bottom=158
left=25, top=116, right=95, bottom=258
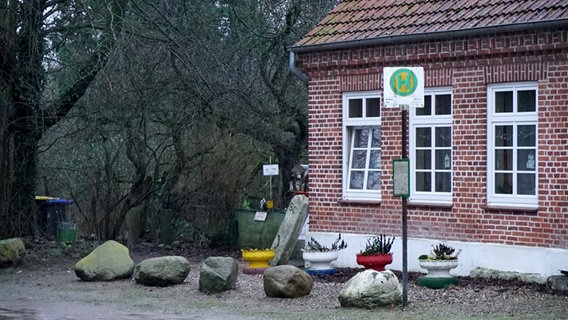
left=74, top=240, right=134, bottom=281
left=133, top=256, right=190, bottom=287
left=338, top=270, right=402, bottom=308
left=263, top=265, right=313, bottom=298
left=198, top=256, right=238, bottom=294
left=0, top=238, right=26, bottom=267
left=271, top=195, right=309, bottom=266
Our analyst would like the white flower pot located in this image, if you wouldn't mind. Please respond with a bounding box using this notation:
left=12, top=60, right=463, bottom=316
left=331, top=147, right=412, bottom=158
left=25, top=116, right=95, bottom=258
left=302, top=251, right=339, bottom=270
left=419, top=259, right=458, bottom=278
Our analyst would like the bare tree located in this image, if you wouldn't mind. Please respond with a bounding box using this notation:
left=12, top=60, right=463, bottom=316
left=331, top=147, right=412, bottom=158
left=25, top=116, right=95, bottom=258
left=33, top=0, right=338, bottom=243
left=0, top=0, right=128, bottom=238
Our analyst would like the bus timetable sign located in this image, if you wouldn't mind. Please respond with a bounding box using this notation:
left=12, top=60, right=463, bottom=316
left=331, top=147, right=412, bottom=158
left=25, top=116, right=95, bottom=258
left=383, top=67, right=424, bottom=107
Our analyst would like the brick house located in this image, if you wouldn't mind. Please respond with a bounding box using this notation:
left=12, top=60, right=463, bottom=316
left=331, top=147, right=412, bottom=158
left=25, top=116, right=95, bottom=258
left=289, top=0, right=568, bottom=278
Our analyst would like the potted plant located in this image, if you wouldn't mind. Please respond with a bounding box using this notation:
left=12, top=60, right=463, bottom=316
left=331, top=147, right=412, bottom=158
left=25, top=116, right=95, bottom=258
left=356, top=234, right=395, bottom=271
left=241, top=247, right=276, bottom=274
left=241, top=235, right=280, bottom=274
left=417, top=242, right=461, bottom=289
left=302, top=233, right=347, bottom=275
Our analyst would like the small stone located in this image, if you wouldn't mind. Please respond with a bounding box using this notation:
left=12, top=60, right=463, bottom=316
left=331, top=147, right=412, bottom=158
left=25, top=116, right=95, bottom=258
left=198, top=257, right=238, bottom=294
left=74, top=240, right=134, bottom=281
left=263, top=265, right=313, bottom=298
left=134, top=256, right=190, bottom=287
left=338, top=270, right=402, bottom=308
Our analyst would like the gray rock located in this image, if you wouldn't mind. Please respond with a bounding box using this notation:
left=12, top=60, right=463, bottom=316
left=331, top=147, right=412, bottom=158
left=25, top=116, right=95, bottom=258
left=74, top=240, right=134, bottom=281
left=0, top=238, right=26, bottom=267
left=133, top=256, right=190, bottom=286
left=470, top=268, right=546, bottom=284
left=519, top=273, right=546, bottom=284
left=271, top=195, right=309, bottom=266
left=198, top=256, right=238, bottom=294
left=547, top=275, right=568, bottom=293
left=338, top=270, right=402, bottom=308
left=263, top=265, right=313, bottom=298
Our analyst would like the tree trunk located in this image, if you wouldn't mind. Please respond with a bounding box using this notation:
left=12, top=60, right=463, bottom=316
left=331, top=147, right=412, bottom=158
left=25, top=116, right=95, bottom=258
left=6, top=133, right=39, bottom=238
left=0, top=0, right=128, bottom=238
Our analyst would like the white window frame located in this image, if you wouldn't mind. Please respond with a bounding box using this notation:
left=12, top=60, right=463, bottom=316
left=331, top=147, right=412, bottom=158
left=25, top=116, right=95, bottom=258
left=409, top=87, right=453, bottom=205
left=487, top=82, right=538, bottom=208
left=342, top=91, right=382, bottom=201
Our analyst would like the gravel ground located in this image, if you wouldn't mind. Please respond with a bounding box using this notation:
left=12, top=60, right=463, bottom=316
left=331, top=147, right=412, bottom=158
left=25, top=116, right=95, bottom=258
left=0, top=240, right=566, bottom=320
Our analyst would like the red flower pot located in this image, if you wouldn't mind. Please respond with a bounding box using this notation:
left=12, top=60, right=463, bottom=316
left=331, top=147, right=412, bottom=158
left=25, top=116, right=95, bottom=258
left=356, top=253, right=393, bottom=271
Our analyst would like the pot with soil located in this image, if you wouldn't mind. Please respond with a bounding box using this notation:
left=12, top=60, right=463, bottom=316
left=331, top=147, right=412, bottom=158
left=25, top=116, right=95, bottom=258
left=417, top=242, right=461, bottom=289
left=302, top=234, right=347, bottom=275
left=356, top=234, right=395, bottom=272
left=241, top=248, right=275, bottom=274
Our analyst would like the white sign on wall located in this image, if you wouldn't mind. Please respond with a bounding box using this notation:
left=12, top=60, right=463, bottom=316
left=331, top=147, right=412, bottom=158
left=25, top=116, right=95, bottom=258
left=383, top=67, right=424, bottom=108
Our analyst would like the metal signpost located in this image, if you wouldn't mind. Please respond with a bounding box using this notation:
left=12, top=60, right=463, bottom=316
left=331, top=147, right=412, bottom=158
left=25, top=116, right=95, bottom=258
left=384, top=67, right=424, bottom=307
left=262, top=158, right=279, bottom=210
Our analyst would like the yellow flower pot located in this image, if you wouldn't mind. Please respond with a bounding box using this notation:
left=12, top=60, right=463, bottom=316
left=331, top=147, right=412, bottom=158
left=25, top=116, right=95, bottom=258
left=241, top=249, right=275, bottom=270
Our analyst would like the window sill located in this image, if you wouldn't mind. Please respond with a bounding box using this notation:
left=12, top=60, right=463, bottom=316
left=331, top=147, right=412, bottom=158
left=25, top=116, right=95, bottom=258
left=482, top=204, right=539, bottom=213
left=407, top=200, right=453, bottom=209
left=338, top=198, right=381, bottom=205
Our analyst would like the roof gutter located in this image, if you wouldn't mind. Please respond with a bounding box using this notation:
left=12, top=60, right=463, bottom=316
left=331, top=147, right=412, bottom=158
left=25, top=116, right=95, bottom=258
left=289, top=50, right=309, bottom=84
left=289, top=19, right=568, bottom=54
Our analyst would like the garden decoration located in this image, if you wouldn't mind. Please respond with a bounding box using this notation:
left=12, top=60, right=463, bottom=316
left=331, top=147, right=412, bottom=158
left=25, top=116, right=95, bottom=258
left=356, top=234, right=395, bottom=271
left=302, top=233, right=347, bottom=275
left=417, top=242, right=461, bottom=289
left=241, top=236, right=280, bottom=274
left=241, top=248, right=276, bottom=274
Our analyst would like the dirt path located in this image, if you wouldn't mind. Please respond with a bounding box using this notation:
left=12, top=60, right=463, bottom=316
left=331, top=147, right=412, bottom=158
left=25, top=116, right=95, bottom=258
left=1, top=240, right=566, bottom=320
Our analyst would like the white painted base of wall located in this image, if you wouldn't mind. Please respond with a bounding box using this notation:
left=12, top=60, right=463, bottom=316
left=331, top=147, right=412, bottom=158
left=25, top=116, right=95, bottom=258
left=307, top=231, right=568, bottom=281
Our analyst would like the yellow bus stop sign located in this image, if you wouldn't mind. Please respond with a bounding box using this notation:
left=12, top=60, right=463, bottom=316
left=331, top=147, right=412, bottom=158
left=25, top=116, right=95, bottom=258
left=384, top=67, right=424, bottom=107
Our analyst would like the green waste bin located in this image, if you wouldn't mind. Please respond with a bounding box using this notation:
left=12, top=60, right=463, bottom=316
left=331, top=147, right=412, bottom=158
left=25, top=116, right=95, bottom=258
left=56, top=222, right=77, bottom=243
left=234, top=209, right=285, bottom=249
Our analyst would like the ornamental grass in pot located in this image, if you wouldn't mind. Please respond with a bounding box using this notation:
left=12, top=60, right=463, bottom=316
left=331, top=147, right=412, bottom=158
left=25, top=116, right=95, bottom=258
left=417, top=242, right=461, bottom=289
left=302, top=233, right=347, bottom=275
left=356, top=234, right=395, bottom=272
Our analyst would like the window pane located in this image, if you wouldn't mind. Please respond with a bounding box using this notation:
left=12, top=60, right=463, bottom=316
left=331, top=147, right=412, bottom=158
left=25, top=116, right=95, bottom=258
left=517, top=173, right=535, bottom=195
left=369, top=150, right=381, bottom=169
left=495, top=126, right=513, bottom=146
left=416, top=128, right=431, bottom=147
left=354, top=129, right=369, bottom=148
left=350, top=171, right=364, bottom=189
left=416, top=150, right=431, bottom=169
left=371, top=128, right=381, bottom=147
left=518, top=125, right=535, bottom=146
left=417, top=95, right=431, bottom=116
left=349, top=99, right=363, bottom=118
left=495, top=149, right=513, bottom=170
left=435, top=172, right=451, bottom=192
left=495, top=91, right=513, bottom=113
left=435, top=94, right=451, bottom=115
left=518, top=90, right=536, bottom=112
left=517, top=149, right=536, bottom=171
left=366, top=98, right=380, bottom=117
left=495, top=173, right=513, bottom=194
left=367, top=171, right=381, bottom=190
left=435, top=150, right=451, bottom=169
left=435, top=127, right=451, bottom=147
left=352, top=150, right=367, bottom=169
left=416, top=172, right=431, bottom=191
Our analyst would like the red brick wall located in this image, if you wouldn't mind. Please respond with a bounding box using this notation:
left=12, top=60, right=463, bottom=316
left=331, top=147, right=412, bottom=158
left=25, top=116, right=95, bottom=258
left=298, top=28, right=568, bottom=249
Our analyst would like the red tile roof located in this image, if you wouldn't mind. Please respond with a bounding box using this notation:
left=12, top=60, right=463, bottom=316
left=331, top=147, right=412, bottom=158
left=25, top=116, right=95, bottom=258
left=293, top=0, right=568, bottom=50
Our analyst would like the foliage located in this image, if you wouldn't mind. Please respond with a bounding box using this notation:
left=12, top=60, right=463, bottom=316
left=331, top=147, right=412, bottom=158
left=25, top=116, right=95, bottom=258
left=3, top=0, right=339, bottom=242
left=241, top=248, right=274, bottom=253
left=303, top=234, right=347, bottom=252
left=359, top=234, right=395, bottom=255
left=419, top=243, right=461, bottom=260
left=0, top=0, right=128, bottom=238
